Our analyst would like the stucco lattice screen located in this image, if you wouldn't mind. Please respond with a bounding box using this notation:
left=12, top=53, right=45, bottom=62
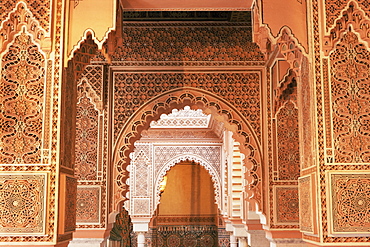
left=127, top=143, right=222, bottom=216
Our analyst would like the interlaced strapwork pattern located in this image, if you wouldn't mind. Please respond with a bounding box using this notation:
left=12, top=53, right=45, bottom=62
left=0, top=174, right=46, bottom=234
left=275, top=187, right=299, bottom=223
left=114, top=72, right=261, bottom=141
left=76, top=187, right=100, bottom=223
left=0, top=32, right=45, bottom=164
left=75, top=95, right=99, bottom=180
left=330, top=31, right=370, bottom=163
left=276, top=101, right=300, bottom=180
left=331, top=173, right=370, bottom=232
left=83, top=65, right=103, bottom=98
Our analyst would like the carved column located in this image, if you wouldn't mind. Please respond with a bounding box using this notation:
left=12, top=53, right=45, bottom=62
left=136, top=232, right=146, bottom=247
left=299, top=0, right=370, bottom=246
left=230, top=235, right=238, bottom=247
left=0, top=0, right=76, bottom=246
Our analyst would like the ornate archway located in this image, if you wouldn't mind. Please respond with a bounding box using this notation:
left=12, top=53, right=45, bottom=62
left=112, top=87, right=263, bottom=213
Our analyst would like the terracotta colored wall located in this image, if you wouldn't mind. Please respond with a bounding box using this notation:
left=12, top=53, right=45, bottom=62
left=262, top=0, right=308, bottom=52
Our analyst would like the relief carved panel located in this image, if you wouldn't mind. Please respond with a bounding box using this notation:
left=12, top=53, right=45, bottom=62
left=299, top=175, right=313, bottom=233
left=275, top=186, right=299, bottom=224
left=329, top=172, right=370, bottom=234
left=76, top=186, right=100, bottom=224
left=275, top=101, right=300, bottom=180
left=0, top=173, right=47, bottom=235
left=0, top=31, right=45, bottom=164
left=330, top=32, right=370, bottom=163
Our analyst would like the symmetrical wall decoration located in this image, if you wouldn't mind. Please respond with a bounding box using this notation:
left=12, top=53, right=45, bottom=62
left=275, top=101, right=300, bottom=180
left=128, top=142, right=223, bottom=216
left=328, top=172, right=370, bottom=235
left=263, top=27, right=306, bottom=230
left=330, top=31, right=370, bottom=163
left=114, top=88, right=262, bottom=212
left=156, top=225, right=218, bottom=247
left=325, top=0, right=370, bottom=31
left=0, top=31, right=45, bottom=164
left=151, top=106, right=210, bottom=128
left=113, top=72, right=261, bottom=141
left=309, top=0, right=370, bottom=244
left=74, top=63, right=107, bottom=228
left=0, top=173, right=47, bottom=235
left=76, top=186, right=100, bottom=224
left=141, top=129, right=220, bottom=139
left=110, top=20, right=264, bottom=214
left=0, top=2, right=47, bottom=54
left=274, top=186, right=299, bottom=224
left=154, top=145, right=221, bottom=179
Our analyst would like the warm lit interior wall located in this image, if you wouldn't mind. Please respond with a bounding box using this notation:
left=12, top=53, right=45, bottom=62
left=120, top=0, right=253, bottom=10
left=262, top=0, right=308, bottom=52
left=158, top=162, right=217, bottom=216
left=67, top=0, right=115, bottom=57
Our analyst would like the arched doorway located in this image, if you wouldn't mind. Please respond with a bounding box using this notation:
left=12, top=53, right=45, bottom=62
left=152, top=161, right=218, bottom=247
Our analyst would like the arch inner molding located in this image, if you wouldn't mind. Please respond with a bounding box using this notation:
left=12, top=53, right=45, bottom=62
left=127, top=143, right=222, bottom=217
left=113, top=87, right=262, bottom=212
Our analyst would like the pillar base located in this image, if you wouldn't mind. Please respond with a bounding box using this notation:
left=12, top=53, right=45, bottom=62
left=266, top=230, right=306, bottom=247
left=269, top=238, right=307, bottom=247
left=68, top=238, right=108, bottom=247
left=247, top=230, right=270, bottom=247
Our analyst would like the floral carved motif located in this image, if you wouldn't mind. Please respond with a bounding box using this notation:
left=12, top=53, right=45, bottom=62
left=76, top=187, right=100, bottom=224
left=275, top=187, right=299, bottom=223
left=330, top=32, right=370, bottom=163
left=0, top=31, right=45, bottom=164
left=75, top=95, right=99, bottom=180
left=331, top=173, right=370, bottom=233
left=276, top=101, right=300, bottom=180
left=0, top=174, right=46, bottom=235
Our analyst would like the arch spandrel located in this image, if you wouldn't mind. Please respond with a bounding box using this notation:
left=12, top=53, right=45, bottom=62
left=112, top=87, right=262, bottom=213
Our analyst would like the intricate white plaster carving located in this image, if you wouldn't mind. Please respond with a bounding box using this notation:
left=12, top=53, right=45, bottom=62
left=150, top=106, right=211, bottom=128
